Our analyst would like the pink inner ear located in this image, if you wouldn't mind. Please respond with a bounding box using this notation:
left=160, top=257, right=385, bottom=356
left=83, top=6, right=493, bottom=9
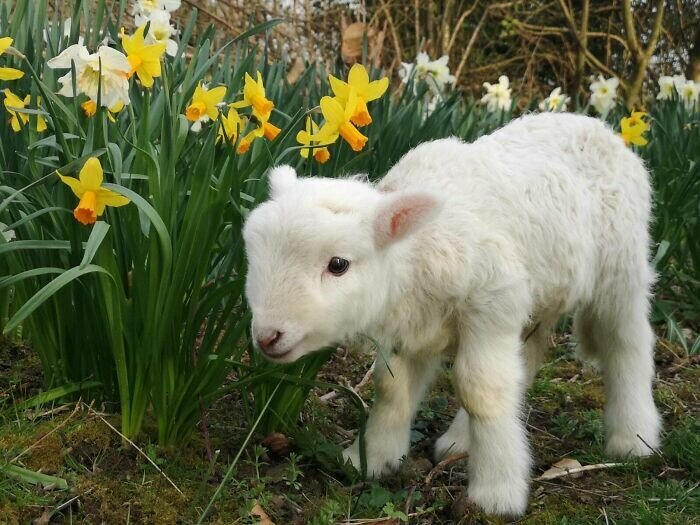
left=390, top=208, right=412, bottom=237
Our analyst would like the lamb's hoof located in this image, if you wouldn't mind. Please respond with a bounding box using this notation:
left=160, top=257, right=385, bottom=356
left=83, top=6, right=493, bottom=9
left=434, top=432, right=470, bottom=462
left=342, top=442, right=403, bottom=478
left=467, top=479, right=529, bottom=518
left=606, top=431, right=660, bottom=458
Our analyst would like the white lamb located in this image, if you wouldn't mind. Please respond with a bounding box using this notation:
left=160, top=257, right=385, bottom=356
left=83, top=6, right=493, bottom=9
left=243, top=112, right=662, bottom=517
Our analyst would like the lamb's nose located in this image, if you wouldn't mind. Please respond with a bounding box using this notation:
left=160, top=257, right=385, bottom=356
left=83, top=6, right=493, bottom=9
left=257, top=330, right=283, bottom=352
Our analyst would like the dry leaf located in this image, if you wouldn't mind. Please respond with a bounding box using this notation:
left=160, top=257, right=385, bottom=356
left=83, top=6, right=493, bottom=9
left=250, top=502, right=275, bottom=525
left=539, top=458, right=583, bottom=480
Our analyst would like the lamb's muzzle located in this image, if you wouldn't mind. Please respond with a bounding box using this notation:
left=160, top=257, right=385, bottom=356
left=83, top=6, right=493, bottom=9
left=242, top=112, right=662, bottom=517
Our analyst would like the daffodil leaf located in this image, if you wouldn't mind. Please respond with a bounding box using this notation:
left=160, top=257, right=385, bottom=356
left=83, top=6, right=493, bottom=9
left=0, top=239, right=70, bottom=257
left=3, top=264, right=114, bottom=335
left=0, top=267, right=64, bottom=289
left=80, top=221, right=110, bottom=269
left=13, top=380, right=102, bottom=410
left=3, top=207, right=72, bottom=230
left=1, top=464, right=68, bottom=490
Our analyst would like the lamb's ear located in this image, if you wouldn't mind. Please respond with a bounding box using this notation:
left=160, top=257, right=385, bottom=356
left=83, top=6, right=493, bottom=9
left=268, top=165, right=298, bottom=199
left=374, top=192, right=440, bottom=248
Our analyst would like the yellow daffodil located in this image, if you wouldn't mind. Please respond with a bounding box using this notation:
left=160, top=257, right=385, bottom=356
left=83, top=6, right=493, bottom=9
left=3, top=89, right=47, bottom=132
left=58, top=157, right=130, bottom=225
left=0, top=37, right=24, bottom=81
left=297, top=117, right=330, bottom=163
left=620, top=111, right=650, bottom=147
left=313, top=92, right=368, bottom=152
left=232, top=72, right=274, bottom=122
left=217, top=107, right=244, bottom=145
left=329, top=64, right=388, bottom=127
left=121, top=25, right=166, bottom=88
left=185, top=82, right=226, bottom=132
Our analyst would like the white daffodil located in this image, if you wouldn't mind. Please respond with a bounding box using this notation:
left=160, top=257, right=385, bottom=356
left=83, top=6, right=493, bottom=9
left=657, top=76, right=676, bottom=100
left=131, top=0, right=181, bottom=16
left=481, top=75, right=512, bottom=112
left=399, top=52, right=455, bottom=95
left=539, top=87, right=570, bottom=112
left=136, top=9, right=178, bottom=56
left=47, top=44, right=131, bottom=108
left=0, top=222, right=15, bottom=242
left=672, top=74, right=687, bottom=91
left=589, top=75, right=618, bottom=116
left=678, top=79, right=699, bottom=110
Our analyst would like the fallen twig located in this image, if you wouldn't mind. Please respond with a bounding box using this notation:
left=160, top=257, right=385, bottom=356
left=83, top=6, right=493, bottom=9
left=534, top=462, right=624, bottom=481
left=82, top=402, right=184, bottom=495
left=424, top=452, right=469, bottom=486
left=12, top=401, right=82, bottom=463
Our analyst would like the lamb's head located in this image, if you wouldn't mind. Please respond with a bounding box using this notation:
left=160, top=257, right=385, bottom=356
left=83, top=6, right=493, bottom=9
left=243, top=165, right=439, bottom=363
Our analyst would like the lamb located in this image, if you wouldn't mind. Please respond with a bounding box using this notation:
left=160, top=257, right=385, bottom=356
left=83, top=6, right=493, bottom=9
left=242, top=112, right=662, bottom=517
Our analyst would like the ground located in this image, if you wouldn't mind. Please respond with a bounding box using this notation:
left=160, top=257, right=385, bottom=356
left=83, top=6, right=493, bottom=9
left=0, top=332, right=698, bottom=524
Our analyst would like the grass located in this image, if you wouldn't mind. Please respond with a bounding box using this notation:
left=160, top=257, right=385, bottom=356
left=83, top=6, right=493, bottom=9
left=1, top=333, right=697, bottom=524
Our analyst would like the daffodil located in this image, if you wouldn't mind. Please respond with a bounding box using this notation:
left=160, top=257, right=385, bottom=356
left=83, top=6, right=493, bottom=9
left=58, top=157, right=130, bottom=225
left=81, top=98, right=124, bottom=122
left=539, top=87, right=570, bottom=112
left=185, top=82, right=226, bottom=132
left=481, top=75, right=512, bottom=112
left=3, top=89, right=47, bottom=132
left=329, top=64, right=388, bottom=127
left=217, top=107, right=244, bottom=145
left=132, top=0, right=181, bottom=16
left=0, top=37, right=24, bottom=81
left=399, top=53, right=455, bottom=95
left=297, top=117, right=330, bottom=163
left=313, top=92, right=368, bottom=152
left=620, top=112, right=649, bottom=147
left=678, top=79, right=699, bottom=110
left=656, top=76, right=675, bottom=101
left=135, top=10, right=179, bottom=57
left=47, top=44, right=131, bottom=108
left=589, top=75, right=619, bottom=117
left=232, top=72, right=274, bottom=122
left=121, top=25, right=166, bottom=88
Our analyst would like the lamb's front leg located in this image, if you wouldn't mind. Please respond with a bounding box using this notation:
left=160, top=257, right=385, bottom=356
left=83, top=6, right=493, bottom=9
left=454, top=327, right=531, bottom=517
left=343, top=352, right=439, bottom=477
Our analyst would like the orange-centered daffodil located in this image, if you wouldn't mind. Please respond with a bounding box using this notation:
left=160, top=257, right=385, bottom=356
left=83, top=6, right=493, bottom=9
left=297, top=117, right=330, bottom=163
left=620, top=111, right=650, bottom=147
left=328, top=64, right=388, bottom=127
left=232, top=72, right=274, bottom=122
left=3, top=89, right=47, bottom=132
left=121, top=25, right=166, bottom=88
left=313, top=91, right=368, bottom=152
left=185, top=82, right=226, bottom=132
left=0, top=37, right=24, bottom=81
left=58, top=157, right=130, bottom=225
left=217, top=106, right=245, bottom=146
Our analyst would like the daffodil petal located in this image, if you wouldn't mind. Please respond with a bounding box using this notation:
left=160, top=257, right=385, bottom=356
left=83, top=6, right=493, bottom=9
left=365, top=77, right=389, bottom=101
left=0, top=37, right=12, bottom=55
left=348, top=64, right=370, bottom=88
left=0, top=67, right=24, bottom=80
left=58, top=174, right=85, bottom=198
left=97, top=188, right=130, bottom=208
left=79, top=158, right=104, bottom=190
left=319, top=96, right=345, bottom=127
left=329, top=75, right=350, bottom=100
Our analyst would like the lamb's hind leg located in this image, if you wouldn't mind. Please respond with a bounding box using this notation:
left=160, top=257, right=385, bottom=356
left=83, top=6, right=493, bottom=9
left=434, top=321, right=551, bottom=462
left=575, top=291, right=661, bottom=457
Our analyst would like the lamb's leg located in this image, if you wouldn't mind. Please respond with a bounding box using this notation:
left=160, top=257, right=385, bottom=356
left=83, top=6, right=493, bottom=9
left=343, top=352, right=439, bottom=477
left=435, top=321, right=552, bottom=462
left=576, top=296, right=661, bottom=457
left=453, top=327, right=531, bottom=517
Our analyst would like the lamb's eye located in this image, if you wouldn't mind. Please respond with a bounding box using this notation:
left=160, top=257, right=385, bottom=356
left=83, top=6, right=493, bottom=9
left=327, top=257, right=350, bottom=275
